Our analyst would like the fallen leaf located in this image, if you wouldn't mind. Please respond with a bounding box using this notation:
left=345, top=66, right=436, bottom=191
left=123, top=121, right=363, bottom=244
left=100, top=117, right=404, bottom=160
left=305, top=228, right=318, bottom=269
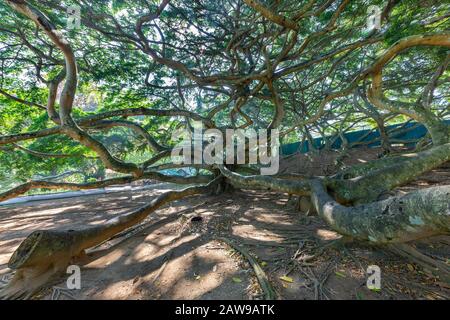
left=335, top=271, right=346, bottom=278
left=279, top=276, right=294, bottom=283
left=232, top=277, right=242, bottom=283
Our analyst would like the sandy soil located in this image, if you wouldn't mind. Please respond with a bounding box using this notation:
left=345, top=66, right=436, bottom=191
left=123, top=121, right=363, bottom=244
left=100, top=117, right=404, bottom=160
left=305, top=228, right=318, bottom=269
left=0, top=181, right=448, bottom=300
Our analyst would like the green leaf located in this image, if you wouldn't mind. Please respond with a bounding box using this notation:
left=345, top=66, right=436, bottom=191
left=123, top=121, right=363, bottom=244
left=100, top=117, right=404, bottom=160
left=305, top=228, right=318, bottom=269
left=232, top=277, right=242, bottom=283
left=335, top=271, right=346, bottom=278
left=279, top=276, right=294, bottom=283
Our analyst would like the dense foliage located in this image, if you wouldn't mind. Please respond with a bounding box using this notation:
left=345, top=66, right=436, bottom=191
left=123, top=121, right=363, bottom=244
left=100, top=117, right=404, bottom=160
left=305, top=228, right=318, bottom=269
left=0, top=0, right=448, bottom=192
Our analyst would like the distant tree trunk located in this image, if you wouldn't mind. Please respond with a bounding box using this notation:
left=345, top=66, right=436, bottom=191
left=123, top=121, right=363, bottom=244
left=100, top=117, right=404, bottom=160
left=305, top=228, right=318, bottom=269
left=423, top=117, right=450, bottom=146
left=377, top=119, right=391, bottom=153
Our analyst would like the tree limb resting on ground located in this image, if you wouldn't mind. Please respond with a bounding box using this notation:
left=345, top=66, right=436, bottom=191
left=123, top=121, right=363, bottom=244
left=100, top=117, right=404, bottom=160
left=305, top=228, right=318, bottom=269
left=310, top=180, right=450, bottom=243
left=0, top=177, right=221, bottom=299
left=0, top=172, right=214, bottom=203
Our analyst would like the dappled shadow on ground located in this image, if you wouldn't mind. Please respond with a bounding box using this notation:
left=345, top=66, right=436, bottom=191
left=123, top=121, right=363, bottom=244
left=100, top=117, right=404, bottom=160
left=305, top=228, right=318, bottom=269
left=0, top=186, right=449, bottom=300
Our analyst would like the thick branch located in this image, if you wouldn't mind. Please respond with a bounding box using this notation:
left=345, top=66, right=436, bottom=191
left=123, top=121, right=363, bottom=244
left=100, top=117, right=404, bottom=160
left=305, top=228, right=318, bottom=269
left=0, top=172, right=214, bottom=203
left=217, top=165, right=310, bottom=195
left=243, top=0, right=298, bottom=30
left=0, top=88, right=46, bottom=110
left=310, top=180, right=450, bottom=243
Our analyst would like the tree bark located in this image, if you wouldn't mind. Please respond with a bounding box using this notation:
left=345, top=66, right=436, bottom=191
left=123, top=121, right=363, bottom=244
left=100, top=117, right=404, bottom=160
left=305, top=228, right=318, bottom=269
left=422, top=118, right=450, bottom=146
left=310, top=179, right=450, bottom=243
left=329, top=143, right=450, bottom=203
left=0, top=172, right=214, bottom=203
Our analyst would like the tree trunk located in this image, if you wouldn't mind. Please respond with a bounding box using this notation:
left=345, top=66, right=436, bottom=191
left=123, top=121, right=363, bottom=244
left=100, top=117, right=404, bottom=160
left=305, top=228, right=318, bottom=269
left=377, top=119, right=391, bottom=153
left=423, top=118, right=450, bottom=146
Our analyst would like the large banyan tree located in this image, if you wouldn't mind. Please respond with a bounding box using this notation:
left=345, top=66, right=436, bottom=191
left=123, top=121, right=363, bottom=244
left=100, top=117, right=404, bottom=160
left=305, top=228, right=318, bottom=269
left=0, top=0, right=449, bottom=298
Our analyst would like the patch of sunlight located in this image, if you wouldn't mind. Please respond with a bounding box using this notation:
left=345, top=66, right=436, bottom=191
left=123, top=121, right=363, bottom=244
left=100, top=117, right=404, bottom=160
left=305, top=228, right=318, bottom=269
left=316, top=228, right=341, bottom=240
left=127, top=243, right=158, bottom=263
left=11, top=204, right=83, bottom=218
left=155, top=232, right=198, bottom=247
left=86, top=248, right=126, bottom=269
left=253, top=213, right=292, bottom=225
left=232, top=225, right=284, bottom=241
left=170, top=270, right=227, bottom=300
left=95, top=280, right=134, bottom=299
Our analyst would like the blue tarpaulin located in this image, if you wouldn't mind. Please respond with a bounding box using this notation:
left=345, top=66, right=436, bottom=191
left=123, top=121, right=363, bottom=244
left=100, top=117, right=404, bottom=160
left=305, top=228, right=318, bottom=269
left=281, top=120, right=450, bottom=156
left=159, top=120, right=449, bottom=176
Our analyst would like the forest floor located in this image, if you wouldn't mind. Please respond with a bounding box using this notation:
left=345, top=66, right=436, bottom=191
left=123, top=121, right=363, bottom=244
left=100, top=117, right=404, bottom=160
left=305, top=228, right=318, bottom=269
left=0, top=148, right=449, bottom=300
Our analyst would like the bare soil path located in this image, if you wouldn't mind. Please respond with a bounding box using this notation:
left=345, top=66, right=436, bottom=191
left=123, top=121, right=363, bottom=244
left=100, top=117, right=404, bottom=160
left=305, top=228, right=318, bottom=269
left=0, top=181, right=448, bottom=300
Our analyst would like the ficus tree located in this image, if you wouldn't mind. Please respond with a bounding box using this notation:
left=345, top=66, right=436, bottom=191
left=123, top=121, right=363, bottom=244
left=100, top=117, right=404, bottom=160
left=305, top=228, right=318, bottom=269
left=0, top=0, right=448, bottom=298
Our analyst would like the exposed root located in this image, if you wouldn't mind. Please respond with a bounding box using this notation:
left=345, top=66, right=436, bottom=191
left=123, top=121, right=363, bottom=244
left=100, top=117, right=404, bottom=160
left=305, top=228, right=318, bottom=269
left=389, top=243, right=450, bottom=283
left=50, top=286, right=77, bottom=300
left=218, top=237, right=277, bottom=300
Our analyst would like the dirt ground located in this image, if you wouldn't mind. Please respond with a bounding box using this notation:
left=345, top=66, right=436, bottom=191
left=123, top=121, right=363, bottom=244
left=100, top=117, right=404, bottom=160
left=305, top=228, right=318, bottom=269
left=0, top=178, right=449, bottom=300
